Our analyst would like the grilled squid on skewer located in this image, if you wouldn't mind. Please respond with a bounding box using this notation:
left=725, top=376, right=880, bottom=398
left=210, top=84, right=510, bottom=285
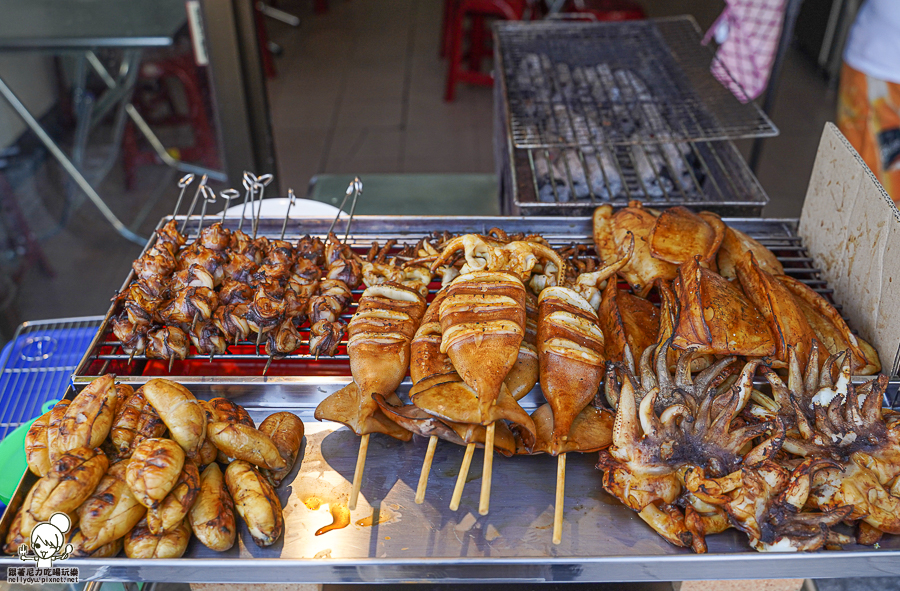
left=296, top=234, right=325, bottom=265
left=287, top=258, right=321, bottom=298
left=223, top=252, right=258, bottom=284
left=167, top=264, right=215, bottom=295
left=190, top=321, right=228, bottom=358
left=146, top=326, right=190, bottom=370
left=133, top=245, right=177, bottom=281
left=111, top=312, right=147, bottom=358
left=198, top=222, right=231, bottom=251
left=159, top=286, right=218, bottom=327
left=218, top=277, right=254, bottom=306
left=246, top=280, right=286, bottom=348
left=536, top=285, right=615, bottom=544
left=213, top=303, right=251, bottom=345
left=315, top=281, right=426, bottom=510
left=156, top=219, right=186, bottom=254
left=427, top=234, right=566, bottom=515
left=177, top=244, right=225, bottom=286
left=308, top=320, right=345, bottom=358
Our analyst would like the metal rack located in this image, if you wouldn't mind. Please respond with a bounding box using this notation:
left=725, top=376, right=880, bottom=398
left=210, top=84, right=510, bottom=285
left=493, top=18, right=774, bottom=216
left=495, top=18, right=778, bottom=148
left=2, top=215, right=899, bottom=583
left=78, top=215, right=864, bottom=381
left=504, top=138, right=769, bottom=216
left=0, top=317, right=102, bottom=440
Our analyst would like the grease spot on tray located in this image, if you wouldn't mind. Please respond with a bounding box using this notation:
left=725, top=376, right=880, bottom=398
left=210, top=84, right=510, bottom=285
left=315, top=503, right=351, bottom=536
left=355, top=504, right=401, bottom=527
left=313, top=549, right=332, bottom=559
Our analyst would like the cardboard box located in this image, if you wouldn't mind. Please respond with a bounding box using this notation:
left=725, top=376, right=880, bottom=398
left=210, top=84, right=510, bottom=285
left=799, top=123, right=900, bottom=378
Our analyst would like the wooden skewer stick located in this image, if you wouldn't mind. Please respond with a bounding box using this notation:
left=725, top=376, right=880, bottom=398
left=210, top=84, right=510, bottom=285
left=168, top=353, right=175, bottom=373
left=415, top=435, right=439, bottom=504
left=450, top=443, right=476, bottom=511
left=348, top=434, right=370, bottom=511
left=263, top=354, right=274, bottom=376
left=127, top=349, right=136, bottom=365
left=552, top=452, right=567, bottom=545
left=479, top=422, right=496, bottom=516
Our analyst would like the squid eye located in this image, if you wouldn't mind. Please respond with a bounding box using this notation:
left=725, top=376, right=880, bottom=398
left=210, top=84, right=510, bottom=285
left=33, top=542, right=40, bottom=549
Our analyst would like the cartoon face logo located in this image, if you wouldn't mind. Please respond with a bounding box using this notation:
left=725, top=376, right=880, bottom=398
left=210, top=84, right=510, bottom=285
left=19, top=513, right=74, bottom=569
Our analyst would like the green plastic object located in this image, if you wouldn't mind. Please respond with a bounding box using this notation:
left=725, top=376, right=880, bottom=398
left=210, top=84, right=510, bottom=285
left=0, top=399, right=59, bottom=505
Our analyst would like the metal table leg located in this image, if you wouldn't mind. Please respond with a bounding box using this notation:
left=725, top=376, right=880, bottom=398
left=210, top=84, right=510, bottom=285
left=85, top=51, right=227, bottom=182
left=0, top=74, right=146, bottom=245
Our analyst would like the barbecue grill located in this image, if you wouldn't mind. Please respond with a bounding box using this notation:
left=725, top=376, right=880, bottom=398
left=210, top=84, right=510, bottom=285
left=1, top=214, right=897, bottom=583
left=76, top=215, right=858, bottom=381
left=494, top=17, right=776, bottom=216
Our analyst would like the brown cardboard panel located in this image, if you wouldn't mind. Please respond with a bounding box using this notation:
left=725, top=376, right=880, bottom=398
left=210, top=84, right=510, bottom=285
left=799, top=123, right=900, bottom=375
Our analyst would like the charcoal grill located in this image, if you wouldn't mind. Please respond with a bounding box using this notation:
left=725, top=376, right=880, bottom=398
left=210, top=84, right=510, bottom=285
left=1, top=214, right=898, bottom=583
left=493, top=17, right=775, bottom=216
left=76, top=215, right=874, bottom=382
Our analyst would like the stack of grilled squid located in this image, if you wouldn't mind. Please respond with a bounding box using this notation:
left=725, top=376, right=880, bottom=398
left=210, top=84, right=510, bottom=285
left=9, top=376, right=303, bottom=558
left=314, top=201, right=895, bottom=554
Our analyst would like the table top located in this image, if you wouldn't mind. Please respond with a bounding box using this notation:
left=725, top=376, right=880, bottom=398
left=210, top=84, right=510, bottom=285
left=0, top=0, right=187, bottom=50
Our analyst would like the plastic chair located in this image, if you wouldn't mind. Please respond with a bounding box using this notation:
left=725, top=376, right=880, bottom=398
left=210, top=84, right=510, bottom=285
left=444, top=0, right=530, bottom=102
left=564, top=0, right=645, bottom=21
left=122, top=54, right=219, bottom=189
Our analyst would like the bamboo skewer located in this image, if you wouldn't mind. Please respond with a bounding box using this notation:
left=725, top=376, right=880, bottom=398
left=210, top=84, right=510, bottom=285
left=479, top=422, right=495, bottom=516
left=415, top=435, right=438, bottom=504
left=348, top=433, right=370, bottom=511
left=553, top=452, right=567, bottom=545
left=450, top=443, right=476, bottom=511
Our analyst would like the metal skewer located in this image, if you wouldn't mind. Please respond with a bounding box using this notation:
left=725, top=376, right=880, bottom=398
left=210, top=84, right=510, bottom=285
left=179, top=174, right=208, bottom=233
left=327, top=181, right=355, bottom=236
left=195, top=185, right=217, bottom=239
left=238, top=172, right=257, bottom=232
left=280, top=188, right=296, bottom=240
left=343, top=177, right=362, bottom=243
left=171, top=174, right=195, bottom=217
left=252, top=173, right=275, bottom=239
left=219, top=188, right=240, bottom=224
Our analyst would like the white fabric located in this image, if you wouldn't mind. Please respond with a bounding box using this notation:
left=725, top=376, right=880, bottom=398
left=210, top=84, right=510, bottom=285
left=844, top=0, right=900, bottom=84
left=223, top=198, right=345, bottom=218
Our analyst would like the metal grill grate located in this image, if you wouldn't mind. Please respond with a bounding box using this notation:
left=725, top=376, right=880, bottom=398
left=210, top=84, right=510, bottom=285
left=510, top=138, right=768, bottom=215
left=496, top=17, right=778, bottom=148
left=0, top=317, right=102, bottom=440
left=71, top=216, right=889, bottom=382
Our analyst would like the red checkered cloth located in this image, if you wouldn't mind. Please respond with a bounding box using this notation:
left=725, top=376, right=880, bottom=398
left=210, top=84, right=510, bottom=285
left=703, top=0, right=787, bottom=103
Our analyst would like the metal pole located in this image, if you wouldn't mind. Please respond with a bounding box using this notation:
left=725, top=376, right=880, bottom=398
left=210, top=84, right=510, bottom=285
left=85, top=51, right=226, bottom=182
left=0, top=75, right=146, bottom=245
left=749, top=0, right=805, bottom=172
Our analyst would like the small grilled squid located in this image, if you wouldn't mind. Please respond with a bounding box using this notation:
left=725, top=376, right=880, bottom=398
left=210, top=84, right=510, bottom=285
left=146, top=326, right=190, bottom=366
left=315, top=282, right=425, bottom=439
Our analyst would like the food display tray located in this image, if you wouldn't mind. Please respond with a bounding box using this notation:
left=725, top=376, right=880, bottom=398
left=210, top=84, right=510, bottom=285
left=2, top=215, right=899, bottom=583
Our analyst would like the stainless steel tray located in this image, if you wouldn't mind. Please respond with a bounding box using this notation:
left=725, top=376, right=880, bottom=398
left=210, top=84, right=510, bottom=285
left=2, top=379, right=900, bottom=584
left=3, top=215, right=900, bottom=583
left=76, top=215, right=843, bottom=379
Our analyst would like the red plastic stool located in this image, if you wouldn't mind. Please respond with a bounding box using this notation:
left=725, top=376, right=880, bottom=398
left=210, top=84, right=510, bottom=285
left=564, top=0, right=645, bottom=21
left=444, top=0, right=529, bottom=102
left=122, top=54, right=220, bottom=189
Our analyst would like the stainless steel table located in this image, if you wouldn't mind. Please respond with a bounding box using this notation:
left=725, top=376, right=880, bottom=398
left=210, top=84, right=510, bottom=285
left=0, top=0, right=225, bottom=244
